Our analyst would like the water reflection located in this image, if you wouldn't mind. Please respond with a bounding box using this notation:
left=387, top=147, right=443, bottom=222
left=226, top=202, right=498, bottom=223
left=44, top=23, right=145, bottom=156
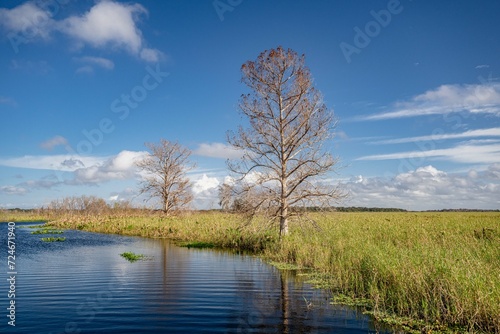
left=0, top=223, right=391, bottom=333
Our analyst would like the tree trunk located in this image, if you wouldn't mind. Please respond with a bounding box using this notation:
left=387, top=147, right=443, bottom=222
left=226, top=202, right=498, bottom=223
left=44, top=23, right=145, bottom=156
left=280, top=204, right=289, bottom=238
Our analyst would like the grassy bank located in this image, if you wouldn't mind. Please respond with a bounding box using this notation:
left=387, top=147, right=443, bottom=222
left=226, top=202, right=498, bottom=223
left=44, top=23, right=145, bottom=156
left=0, top=210, right=48, bottom=222
left=268, top=212, right=500, bottom=333
left=4, top=210, right=498, bottom=332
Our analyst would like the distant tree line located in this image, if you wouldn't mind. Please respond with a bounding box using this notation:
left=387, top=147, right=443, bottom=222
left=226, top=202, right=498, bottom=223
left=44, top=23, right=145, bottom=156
left=0, top=196, right=150, bottom=218
left=335, top=207, right=407, bottom=212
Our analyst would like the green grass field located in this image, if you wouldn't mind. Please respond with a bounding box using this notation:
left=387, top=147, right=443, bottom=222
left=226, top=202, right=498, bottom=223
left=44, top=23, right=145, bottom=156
left=2, top=210, right=499, bottom=332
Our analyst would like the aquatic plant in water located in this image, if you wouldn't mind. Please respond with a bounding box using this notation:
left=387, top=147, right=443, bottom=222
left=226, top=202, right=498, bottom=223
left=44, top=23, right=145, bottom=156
left=31, top=229, right=64, bottom=234
left=120, top=252, right=145, bottom=262
left=41, top=237, right=66, bottom=242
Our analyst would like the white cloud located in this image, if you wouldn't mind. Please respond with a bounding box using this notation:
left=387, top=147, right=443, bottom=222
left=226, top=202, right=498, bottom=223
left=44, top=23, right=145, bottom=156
left=0, top=1, right=163, bottom=62
left=140, top=48, right=162, bottom=62
left=372, top=127, right=500, bottom=145
left=0, top=154, right=107, bottom=171
left=75, top=65, right=94, bottom=74
left=109, top=187, right=137, bottom=202
left=20, top=175, right=61, bottom=190
left=59, top=1, right=163, bottom=62
left=475, top=64, right=489, bottom=69
left=40, top=135, right=70, bottom=150
left=0, top=185, right=28, bottom=195
left=357, top=83, right=500, bottom=121
left=194, top=142, right=244, bottom=159
left=61, top=1, right=145, bottom=53
left=357, top=142, right=500, bottom=164
left=71, top=150, right=147, bottom=184
left=344, top=165, right=500, bottom=210
left=192, top=174, right=220, bottom=195
left=0, top=2, right=54, bottom=39
left=75, top=56, right=115, bottom=70
left=484, top=163, right=500, bottom=179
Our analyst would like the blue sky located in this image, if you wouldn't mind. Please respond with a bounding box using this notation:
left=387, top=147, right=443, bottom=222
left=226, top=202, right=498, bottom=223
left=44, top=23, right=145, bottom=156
left=1, top=0, right=499, bottom=210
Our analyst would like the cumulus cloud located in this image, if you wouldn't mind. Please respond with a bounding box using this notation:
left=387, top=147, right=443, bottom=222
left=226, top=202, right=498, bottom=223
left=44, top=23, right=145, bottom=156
left=484, top=163, right=500, bottom=179
left=61, top=1, right=144, bottom=52
left=344, top=165, right=500, bottom=210
left=189, top=174, right=221, bottom=209
left=70, top=150, right=146, bottom=184
left=194, top=142, right=244, bottom=159
left=0, top=1, right=163, bottom=62
left=192, top=174, right=220, bottom=195
left=59, top=1, right=162, bottom=62
left=0, top=2, right=54, bottom=39
left=356, top=83, right=500, bottom=121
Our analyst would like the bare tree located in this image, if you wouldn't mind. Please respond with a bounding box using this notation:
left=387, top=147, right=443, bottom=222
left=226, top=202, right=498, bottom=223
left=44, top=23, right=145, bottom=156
left=136, top=139, right=194, bottom=215
left=227, top=46, right=344, bottom=238
left=218, top=182, right=234, bottom=212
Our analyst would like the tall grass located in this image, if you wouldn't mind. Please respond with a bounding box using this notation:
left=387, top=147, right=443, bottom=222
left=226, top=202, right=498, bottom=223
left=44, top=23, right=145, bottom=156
left=266, top=212, right=500, bottom=332
left=11, top=210, right=499, bottom=332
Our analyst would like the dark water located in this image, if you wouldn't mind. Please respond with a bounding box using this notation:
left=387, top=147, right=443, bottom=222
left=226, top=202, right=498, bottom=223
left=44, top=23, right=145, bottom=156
left=0, top=222, right=391, bottom=333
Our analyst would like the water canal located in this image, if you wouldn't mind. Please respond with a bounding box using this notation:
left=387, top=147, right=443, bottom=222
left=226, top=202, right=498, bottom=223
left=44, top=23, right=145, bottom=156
left=0, top=222, right=392, bottom=333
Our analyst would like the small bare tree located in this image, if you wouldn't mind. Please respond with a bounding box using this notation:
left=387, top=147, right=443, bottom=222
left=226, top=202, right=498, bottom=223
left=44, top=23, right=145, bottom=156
left=218, top=182, right=234, bottom=212
left=227, top=46, right=344, bottom=238
left=136, top=139, right=194, bottom=215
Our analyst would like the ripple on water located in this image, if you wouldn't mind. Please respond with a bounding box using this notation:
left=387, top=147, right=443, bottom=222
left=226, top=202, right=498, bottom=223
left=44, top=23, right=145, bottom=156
left=0, top=222, right=392, bottom=333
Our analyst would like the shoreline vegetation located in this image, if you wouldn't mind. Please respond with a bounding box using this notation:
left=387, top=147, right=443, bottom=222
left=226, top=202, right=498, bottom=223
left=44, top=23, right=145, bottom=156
left=1, top=210, right=499, bottom=333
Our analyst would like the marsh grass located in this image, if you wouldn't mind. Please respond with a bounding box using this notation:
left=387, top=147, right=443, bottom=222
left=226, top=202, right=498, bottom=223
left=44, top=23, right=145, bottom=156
left=41, top=237, right=66, bottom=242
left=267, top=212, right=500, bottom=333
left=0, top=211, right=48, bottom=222
left=120, top=252, right=145, bottom=262
left=31, top=229, right=64, bottom=234
left=44, top=211, right=499, bottom=332
left=180, top=241, right=215, bottom=249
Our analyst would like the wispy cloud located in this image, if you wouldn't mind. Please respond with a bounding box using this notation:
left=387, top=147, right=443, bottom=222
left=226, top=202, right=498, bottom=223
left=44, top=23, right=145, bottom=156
left=475, top=64, right=490, bottom=69
left=0, top=154, right=107, bottom=171
left=371, top=127, right=500, bottom=145
left=193, top=142, right=244, bottom=159
left=0, top=151, right=147, bottom=194
left=0, top=185, right=28, bottom=195
left=357, top=142, right=500, bottom=164
left=354, top=83, right=500, bottom=121
left=74, top=56, right=115, bottom=72
left=40, top=135, right=71, bottom=151
left=0, top=96, right=17, bottom=107
left=10, top=59, right=52, bottom=75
